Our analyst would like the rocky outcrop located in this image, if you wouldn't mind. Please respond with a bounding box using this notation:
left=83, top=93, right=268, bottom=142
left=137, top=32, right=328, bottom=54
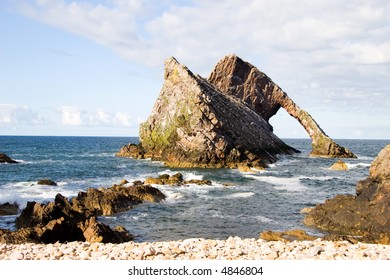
left=118, top=57, right=298, bottom=169
left=1, top=183, right=165, bottom=244
left=0, top=203, right=19, bottom=216
left=76, top=184, right=166, bottom=215
left=208, top=54, right=356, bottom=158
left=304, top=145, right=390, bottom=244
left=0, top=153, right=18, bottom=164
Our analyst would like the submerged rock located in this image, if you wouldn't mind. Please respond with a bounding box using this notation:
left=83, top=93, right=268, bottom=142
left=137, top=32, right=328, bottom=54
left=37, top=179, right=57, bottom=186
left=118, top=57, right=298, bottom=169
left=304, top=144, right=390, bottom=244
left=0, top=153, right=18, bottom=164
left=208, top=54, right=356, bottom=158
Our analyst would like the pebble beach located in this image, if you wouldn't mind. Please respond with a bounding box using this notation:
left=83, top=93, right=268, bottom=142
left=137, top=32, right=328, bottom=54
left=1, top=237, right=390, bottom=260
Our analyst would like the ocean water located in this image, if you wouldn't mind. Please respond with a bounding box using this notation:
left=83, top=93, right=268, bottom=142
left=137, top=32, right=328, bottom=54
left=0, top=136, right=388, bottom=242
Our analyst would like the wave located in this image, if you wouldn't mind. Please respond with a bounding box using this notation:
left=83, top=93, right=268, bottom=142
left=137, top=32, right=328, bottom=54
left=346, top=162, right=371, bottom=169
left=0, top=181, right=83, bottom=207
left=355, top=155, right=375, bottom=161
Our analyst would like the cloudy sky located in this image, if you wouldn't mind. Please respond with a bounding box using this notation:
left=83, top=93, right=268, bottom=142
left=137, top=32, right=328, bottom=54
left=1, top=0, right=389, bottom=138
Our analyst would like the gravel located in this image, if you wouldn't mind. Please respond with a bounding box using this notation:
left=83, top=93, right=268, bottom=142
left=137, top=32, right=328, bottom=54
left=1, top=237, right=390, bottom=260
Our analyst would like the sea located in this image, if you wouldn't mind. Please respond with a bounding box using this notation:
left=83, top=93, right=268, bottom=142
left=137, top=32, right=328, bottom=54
left=0, top=136, right=388, bottom=242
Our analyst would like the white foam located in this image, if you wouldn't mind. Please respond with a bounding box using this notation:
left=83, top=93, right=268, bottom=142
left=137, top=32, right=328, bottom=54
left=226, top=192, right=255, bottom=199
left=0, top=181, right=83, bottom=207
left=355, top=155, right=375, bottom=161
left=254, top=215, right=273, bottom=223
left=247, top=175, right=308, bottom=192
left=157, top=169, right=204, bottom=181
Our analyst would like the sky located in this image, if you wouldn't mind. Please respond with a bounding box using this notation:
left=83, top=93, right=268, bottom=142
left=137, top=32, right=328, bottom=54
left=0, top=0, right=389, bottom=138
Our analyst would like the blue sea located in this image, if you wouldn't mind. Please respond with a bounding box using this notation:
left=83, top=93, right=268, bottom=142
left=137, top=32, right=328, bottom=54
left=0, top=136, right=388, bottom=242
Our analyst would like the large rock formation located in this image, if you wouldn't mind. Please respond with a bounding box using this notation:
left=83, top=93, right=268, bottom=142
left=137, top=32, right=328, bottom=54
left=208, top=54, right=356, bottom=158
left=304, top=145, right=390, bottom=244
left=117, top=57, right=298, bottom=169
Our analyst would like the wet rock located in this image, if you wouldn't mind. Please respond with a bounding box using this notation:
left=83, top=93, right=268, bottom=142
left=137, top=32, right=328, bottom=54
left=75, top=184, right=166, bottom=216
left=330, top=160, right=349, bottom=171
left=208, top=54, right=356, bottom=159
left=37, top=179, right=57, bottom=186
left=0, top=203, right=19, bottom=216
left=0, top=153, right=18, bottom=164
left=116, top=143, right=146, bottom=159
left=118, top=57, right=298, bottom=169
left=304, top=145, right=390, bottom=244
left=144, top=173, right=212, bottom=186
left=259, top=229, right=317, bottom=242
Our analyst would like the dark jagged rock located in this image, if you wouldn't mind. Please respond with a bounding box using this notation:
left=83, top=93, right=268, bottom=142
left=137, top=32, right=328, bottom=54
left=0, top=203, right=19, bottom=216
left=117, top=57, right=298, bottom=170
left=0, top=153, right=18, bottom=164
left=1, top=183, right=165, bottom=244
left=37, top=179, right=58, bottom=186
left=208, top=54, right=356, bottom=158
left=304, top=144, right=390, bottom=244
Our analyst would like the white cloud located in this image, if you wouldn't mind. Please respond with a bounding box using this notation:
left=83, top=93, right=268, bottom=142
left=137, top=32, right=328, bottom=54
left=0, top=104, right=43, bottom=125
left=59, top=106, right=134, bottom=127
left=59, top=106, right=82, bottom=126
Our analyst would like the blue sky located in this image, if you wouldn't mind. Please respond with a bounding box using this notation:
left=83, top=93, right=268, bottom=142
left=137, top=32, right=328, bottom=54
left=0, top=0, right=389, bottom=138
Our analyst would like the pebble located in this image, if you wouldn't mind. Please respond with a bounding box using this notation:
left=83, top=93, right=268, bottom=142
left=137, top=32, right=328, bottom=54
left=0, top=237, right=390, bottom=260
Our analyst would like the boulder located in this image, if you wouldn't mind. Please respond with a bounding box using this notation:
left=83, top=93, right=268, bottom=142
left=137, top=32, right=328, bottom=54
left=118, top=57, right=298, bottom=169
left=37, top=179, right=58, bottom=186
left=0, top=202, right=19, bottom=216
left=330, top=160, right=349, bottom=171
left=304, top=145, right=390, bottom=244
left=208, top=54, right=356, bottom=158
left=0, top=153, right=18, bottom=164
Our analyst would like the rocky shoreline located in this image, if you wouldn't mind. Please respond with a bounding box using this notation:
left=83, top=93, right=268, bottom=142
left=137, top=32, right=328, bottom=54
left=1, top=237, right=389, bottom=260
